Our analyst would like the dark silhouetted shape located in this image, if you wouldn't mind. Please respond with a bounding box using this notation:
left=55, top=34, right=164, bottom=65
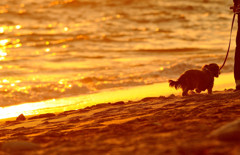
left=169, top=63, right=220, bottom=96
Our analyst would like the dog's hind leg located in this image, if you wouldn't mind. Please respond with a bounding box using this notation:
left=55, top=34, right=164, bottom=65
left=195, top=88, right=201, bottom=93
left=182, top=88, right=189, bottom=96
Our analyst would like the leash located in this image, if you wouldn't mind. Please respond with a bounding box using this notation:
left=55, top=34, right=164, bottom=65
left=219, top=13, right=236, bottom=70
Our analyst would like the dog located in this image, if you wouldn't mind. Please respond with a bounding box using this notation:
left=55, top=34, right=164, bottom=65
left=168, top=63, right=220, bottom=96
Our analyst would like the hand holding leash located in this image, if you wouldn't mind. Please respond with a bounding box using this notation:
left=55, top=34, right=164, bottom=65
left=230, top=4, right=240, bottom=14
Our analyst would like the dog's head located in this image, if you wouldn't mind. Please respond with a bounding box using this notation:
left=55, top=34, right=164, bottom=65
left=202, top=63, right=220, bottom=77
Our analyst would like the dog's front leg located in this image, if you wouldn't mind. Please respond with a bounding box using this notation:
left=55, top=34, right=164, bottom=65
left=207, top=81, right=214, bottom=94
left=207, top=88, right=212, bottom=94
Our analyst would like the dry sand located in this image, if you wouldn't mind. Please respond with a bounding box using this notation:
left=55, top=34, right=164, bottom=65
left=1, top=89, right=240, bottom=155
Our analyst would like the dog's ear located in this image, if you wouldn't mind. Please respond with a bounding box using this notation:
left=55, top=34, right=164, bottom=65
left=201, top=64, right=209, bottom=71
left=204, top=63, right=220, bottom=77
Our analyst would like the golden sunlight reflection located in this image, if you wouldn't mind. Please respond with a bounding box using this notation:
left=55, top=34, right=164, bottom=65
left=0, top=73, right=235, bottom=120
left=64, top=27, right=69, bottom=31
left=15, top=25, right=22, bottom=29
left=0, top=39, right=9, bottom=46
left=0, top=38, right=21, bottom=52
left=62, top=45, right=67, bottom=48
left=0, top=48, right=7, bottom=61
left=0, top=82, right=178, bottom=120
left=0, top=27, right=4, bottom=33
left=45, top=48, right=51, bottom=52
left=2, top=79, right=9, bottom=83
left=0, top=49, right=7, bottom=57
left=0, top=25, right=22, bottom=34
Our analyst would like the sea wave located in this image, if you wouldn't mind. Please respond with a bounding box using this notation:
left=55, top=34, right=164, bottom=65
left=135, top=48, right=208, bottom=53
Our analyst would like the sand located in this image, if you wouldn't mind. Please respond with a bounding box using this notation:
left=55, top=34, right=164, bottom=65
left=0, top=89, right=240, bottom=155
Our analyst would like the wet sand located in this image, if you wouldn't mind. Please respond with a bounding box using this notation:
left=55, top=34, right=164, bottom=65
left=1, top=89, right=240, bottom=154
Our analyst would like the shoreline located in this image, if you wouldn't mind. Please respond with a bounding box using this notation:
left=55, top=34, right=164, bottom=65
left=0, top=72, right=235, bottom=120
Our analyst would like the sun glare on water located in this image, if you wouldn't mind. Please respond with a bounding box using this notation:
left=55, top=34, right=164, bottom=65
left=0, top=82, right=181, bottom=120
left=0, top=72, right=234, bottom=120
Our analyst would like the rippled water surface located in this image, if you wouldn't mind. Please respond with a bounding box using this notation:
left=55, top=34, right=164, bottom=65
left=0, top=0, right=235, bottom=107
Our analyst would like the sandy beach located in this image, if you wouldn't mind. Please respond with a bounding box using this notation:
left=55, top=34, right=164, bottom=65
left=1, top=89, right=240, bottom=155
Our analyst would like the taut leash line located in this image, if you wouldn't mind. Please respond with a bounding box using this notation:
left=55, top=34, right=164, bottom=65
left=220, top=13, right=236, bottom=70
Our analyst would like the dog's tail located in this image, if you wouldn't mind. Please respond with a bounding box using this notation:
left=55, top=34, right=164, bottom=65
left=168, top=80, right=181, bottom=89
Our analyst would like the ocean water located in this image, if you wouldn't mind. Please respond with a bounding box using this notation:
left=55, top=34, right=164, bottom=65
left=0, top=0, right=236, bottom=108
